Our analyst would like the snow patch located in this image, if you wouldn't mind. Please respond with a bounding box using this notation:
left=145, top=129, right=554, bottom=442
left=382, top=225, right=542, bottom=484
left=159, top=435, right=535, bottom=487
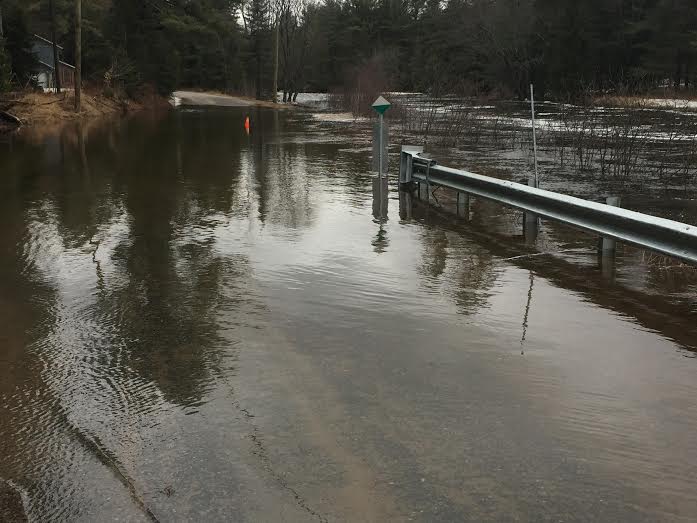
left=276, top=92, right=329, bottom=107
left=643, top=98, right=697, bottom=111
left=312, top=112, right=368, bottom=123
left=42, top=87, right=74, bottom=94
left=294, top=92, right=328, bottom=104
left=385, top=91, right=424, bottom=96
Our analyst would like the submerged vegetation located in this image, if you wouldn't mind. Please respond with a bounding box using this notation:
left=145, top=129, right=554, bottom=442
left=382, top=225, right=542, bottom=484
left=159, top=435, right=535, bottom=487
left=388, top=94, right=697, bottom=198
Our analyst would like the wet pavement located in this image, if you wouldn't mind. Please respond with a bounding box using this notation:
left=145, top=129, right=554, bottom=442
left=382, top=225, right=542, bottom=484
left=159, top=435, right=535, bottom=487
left=172, top=91, right=253, bottom=107
left=1, top=106, right=697, bottom=522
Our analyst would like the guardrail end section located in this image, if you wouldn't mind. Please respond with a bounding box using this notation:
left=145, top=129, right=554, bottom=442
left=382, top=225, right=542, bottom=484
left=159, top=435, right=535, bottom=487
left=400, top=145, right=423, bottom=186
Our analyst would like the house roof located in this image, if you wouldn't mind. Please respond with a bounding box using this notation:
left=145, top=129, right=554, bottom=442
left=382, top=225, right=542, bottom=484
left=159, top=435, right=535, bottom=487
left=33, top=34, right=64, bottom=50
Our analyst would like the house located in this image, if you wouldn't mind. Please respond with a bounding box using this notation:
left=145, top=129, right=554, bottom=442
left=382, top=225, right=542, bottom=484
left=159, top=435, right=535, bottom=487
left=32, top=34, right=75, bottom=90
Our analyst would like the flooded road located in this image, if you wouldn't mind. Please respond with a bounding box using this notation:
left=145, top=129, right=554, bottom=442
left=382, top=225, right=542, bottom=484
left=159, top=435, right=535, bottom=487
left=1, top=106, right=697, bottom=522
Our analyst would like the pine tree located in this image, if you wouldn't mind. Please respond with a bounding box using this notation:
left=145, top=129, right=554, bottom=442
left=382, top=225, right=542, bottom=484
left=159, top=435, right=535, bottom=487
left=246, top=0, right=272, bottom=99
left=0, top=37, right=12, bottom=91
left=3, top=2, right=37, bottom=87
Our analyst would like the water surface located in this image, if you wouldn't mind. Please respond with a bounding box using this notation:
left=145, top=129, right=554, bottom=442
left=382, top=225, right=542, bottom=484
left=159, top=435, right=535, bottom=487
left=1, top=107, right=697, bottom=521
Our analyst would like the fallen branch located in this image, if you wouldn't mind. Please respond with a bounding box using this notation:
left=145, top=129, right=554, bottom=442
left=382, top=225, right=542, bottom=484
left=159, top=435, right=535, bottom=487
left=0, top=110, right=22, bottom=126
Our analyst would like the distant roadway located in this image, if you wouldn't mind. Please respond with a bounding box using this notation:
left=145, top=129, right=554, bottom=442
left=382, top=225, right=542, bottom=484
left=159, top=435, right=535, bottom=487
left=173, top=90, right=253, bottom=107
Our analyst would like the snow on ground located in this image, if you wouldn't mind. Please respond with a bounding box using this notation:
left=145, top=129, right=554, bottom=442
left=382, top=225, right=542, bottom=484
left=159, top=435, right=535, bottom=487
left=403, top=103, right=697, bottom=142
left=276, top=92, right=329, bottom=107
left=293, top=92, right=328, bottom=104
left=311, top=112, right=368, bottom=123
left=473, top=114, right=697, bottom=141
left=42, top=87, right=74, bottom=93
left=644, top=98, right=697, bottom=110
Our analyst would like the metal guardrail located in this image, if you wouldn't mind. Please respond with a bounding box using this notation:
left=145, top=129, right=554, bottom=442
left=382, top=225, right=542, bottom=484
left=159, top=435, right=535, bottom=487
left=399, top=147, right=697, bottom=265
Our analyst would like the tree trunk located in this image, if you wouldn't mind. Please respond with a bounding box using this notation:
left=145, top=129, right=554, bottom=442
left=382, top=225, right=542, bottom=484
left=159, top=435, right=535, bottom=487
left=75, top=0, right=81, bottom=112
left=255, top=39, right=262, bottom=100
left=272, top=21, right=279, bottom=103
left=49, top=0, right=61, bottom=93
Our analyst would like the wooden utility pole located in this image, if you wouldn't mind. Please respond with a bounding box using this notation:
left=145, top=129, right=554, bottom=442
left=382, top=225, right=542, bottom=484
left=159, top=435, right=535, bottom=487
left=74, top=0, right=81, bottom=112
left=50, top=0, right=61, bottom=93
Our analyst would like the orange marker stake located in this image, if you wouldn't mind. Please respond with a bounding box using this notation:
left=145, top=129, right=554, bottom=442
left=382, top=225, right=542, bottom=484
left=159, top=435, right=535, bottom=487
left=244, top=116, right=250, bottom=134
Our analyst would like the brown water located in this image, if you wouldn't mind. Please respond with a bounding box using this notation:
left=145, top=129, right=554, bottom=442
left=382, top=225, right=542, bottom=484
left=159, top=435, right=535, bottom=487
left=1, top=107, right=697, bottom=522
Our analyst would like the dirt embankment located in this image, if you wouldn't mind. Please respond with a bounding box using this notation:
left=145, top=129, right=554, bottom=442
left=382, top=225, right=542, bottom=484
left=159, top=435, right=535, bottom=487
left=0, top=88, right=170, bottom=133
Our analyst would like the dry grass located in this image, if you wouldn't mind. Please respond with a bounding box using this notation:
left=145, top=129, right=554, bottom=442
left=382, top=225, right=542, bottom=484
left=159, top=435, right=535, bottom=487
left=595, top=94, right=697, bottom=111
left=0, top=87, right=171, bottom=132
left=4, top=91, right=118, bottom=125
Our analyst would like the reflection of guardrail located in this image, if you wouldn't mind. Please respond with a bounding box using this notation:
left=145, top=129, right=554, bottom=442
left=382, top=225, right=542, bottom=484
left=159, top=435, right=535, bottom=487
left=398, top=146, right=697, bottom=265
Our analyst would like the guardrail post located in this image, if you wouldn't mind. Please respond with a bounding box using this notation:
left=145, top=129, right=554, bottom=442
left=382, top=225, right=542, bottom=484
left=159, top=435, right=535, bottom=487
left=418, top=180, right=429, bottom=200
left=399, top=190, right=413, bottom=219
left=524, top=214, right=538, bottom=243
left=597, top=196, right=620, bottom=280
left=523, top=177, right=538, bottom=239
left=399, top=149, right=408, bottom=185
left=600, top=254, right=616, bottom=281
left=424, top=162, right=431, bottom=201
left=601, top=196, right=621, bottom=255
left=456, top=192, right=470, bottom=220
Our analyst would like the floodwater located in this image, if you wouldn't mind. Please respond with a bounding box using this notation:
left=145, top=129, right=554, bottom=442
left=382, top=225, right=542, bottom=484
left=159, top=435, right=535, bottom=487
left=1, top=106, right=697, bottom=522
